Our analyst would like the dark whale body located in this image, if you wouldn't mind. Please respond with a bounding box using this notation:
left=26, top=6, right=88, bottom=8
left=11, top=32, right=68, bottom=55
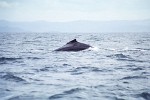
left=55, top=39, right=91, bottom=51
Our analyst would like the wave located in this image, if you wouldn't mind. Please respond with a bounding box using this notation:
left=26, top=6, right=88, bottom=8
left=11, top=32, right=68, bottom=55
left=36, top=67, right=49, bottom=72
left=107, top=53, right=145, bottom=63
left=136, top=48, right=150, bottom=51
left=7, top=95, right=35, bottom=100
left=0, top=57, right=22, bottom=62
left=121, top=76, right=148, bottom=80
left=107, top=53, right=129, bottom=59
left=26, top=57, right=41, bottom=60
left=0, top=56, right=42, bottom=64
left=128, top=67, right=143, bottom=71
left=139, top=92, right=150, bottom=100
left=48, top=88, right=84, bottom=99
left=0, top=73, right=26, bottom=82
left=62, top=63, right=71, bottom=66
left=69, top=67, right=109, bottom=75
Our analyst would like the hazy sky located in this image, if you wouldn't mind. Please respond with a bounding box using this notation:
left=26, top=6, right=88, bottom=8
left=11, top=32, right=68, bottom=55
left=0, top=0, right=150, bottom=22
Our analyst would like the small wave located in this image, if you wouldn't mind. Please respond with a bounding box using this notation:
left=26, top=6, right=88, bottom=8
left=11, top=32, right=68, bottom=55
left=33, top=67, right=57, bottom=73
left=26, top=57, right=42, bottom=60
left=0, top=57, right=22, bottom=62
left=107, top=53, right=129, bottom=59
left=121, top=76, right=148, bottom=80
left=69, top=67, right=88, bottom=75
left=7, top=95, right=35, bottom=100
left=7, top=96, right=20, bottom=100
left=63, top=63, right=71, bottom=66
left=139, top=92, right=150, bottom=100
left=48, top=88, right=84, bottom=99
left=63, top=88, right=83, bottom=94
left=93, top=85, right=106, bottom=88
left=70, top=67, right=103, bottom=75
left=39, top=67, right=49, bottom=72
left=49, top=93, right=63, bottom=99
left=120, top=59, right=145, bottom=63
left=114, top=97, right=125, bottom=100
left=128, top=67, right=143, bottom=71
left=0, top=73, right=26, bottom=82
left=136, top=48, right=150, bottom=51
left=106, top=54, right=145, bottom=63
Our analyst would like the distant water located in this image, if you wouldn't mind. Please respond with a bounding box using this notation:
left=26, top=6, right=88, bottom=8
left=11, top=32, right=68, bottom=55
left=0, top=32, right=150, bottom=100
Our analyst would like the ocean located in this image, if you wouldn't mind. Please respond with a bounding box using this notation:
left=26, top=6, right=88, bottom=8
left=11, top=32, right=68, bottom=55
left=0, top=32, right=150, bottom=100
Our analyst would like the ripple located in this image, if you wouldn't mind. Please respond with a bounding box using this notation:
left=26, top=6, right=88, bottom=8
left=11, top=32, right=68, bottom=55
left=48, top=93, right=64, bottom=99
left=32, top=66, right=58, bottom=73
left=7, top=95, right=35, bottom=100
left=39, top=67, right=49, bottom=72
left=63, top=88, right=83, bottom=94
left=107, top=54, right=145, bottom=63
left=128, top=67, right=143, bottom=71
left=26, top=57, right=42, bottom=60
left=62, top=63, right=71, bottom=66
left=48, top=88, right=84, bottom=99
left=0, top=57, right=22, bottom=62
left=121, top=76, right=148, bottom=80
left=107, top=53, right=129, bottom=59
left=69, top=67, right=105, bottom=75
left=136, top=48, right=150, bottom=51
left=0, top=73, right=26, bottom=82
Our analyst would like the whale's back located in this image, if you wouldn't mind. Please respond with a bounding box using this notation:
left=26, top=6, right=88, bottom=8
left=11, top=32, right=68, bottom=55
left=55, top=39, right=91, bottom=51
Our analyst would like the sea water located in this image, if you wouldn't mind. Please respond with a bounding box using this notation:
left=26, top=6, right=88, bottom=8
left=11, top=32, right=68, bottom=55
left=0, top=32, right=150, bottom=100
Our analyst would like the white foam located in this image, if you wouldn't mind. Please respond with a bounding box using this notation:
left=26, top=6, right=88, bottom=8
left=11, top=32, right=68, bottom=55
left=89, top=46, right=99, bottom=51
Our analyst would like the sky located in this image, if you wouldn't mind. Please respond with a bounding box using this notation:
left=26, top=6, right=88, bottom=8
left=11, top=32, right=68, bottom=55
left=0, top=0, right=150, bottom=22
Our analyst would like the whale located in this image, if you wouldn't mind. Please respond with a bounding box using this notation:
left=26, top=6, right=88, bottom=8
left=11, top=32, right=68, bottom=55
left=54, top=39, right=91, bottom=51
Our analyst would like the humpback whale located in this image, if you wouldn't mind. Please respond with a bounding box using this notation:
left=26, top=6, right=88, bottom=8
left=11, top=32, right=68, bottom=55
left=54, top=39, right=91, bottom=51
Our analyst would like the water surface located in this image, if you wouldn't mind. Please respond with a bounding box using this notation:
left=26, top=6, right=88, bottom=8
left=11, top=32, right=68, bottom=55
left=0, top=32, right=150, bottom=100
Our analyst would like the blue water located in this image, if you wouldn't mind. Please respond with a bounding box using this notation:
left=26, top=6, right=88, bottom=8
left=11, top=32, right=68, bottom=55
left=0, top=32, right=150, bottom=100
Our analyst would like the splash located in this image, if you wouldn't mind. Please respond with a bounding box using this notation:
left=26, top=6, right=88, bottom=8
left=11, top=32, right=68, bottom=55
left=89, top=46, right=99, bottom=51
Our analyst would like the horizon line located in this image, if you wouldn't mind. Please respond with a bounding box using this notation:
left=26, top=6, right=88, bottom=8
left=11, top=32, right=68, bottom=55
left=0, top=19, right=150, bottom=23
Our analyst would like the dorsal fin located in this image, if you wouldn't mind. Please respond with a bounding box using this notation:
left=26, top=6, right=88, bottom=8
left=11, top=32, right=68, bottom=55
left=67, top=39, right=77, bottom=44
